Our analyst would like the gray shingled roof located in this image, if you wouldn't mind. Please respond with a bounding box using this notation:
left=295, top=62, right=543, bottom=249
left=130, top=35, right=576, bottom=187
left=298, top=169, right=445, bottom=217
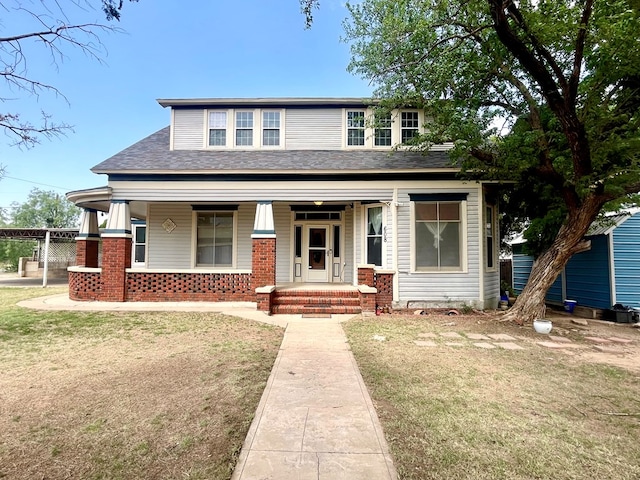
left=92, top=127, right=456, bottom=174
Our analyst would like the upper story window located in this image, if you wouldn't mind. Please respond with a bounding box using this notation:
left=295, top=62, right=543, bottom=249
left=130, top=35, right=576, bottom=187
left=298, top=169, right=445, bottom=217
left=262, top=111, right=280, bottom=146
left=347, top=110, right=365, bottom=146
left=401, top=111, right=419, bottom=143
left=235, top=111, right=253, bottom=146
left=208, top=111, right=227, bottom=146
left=374, top=112, right=392, bottom=147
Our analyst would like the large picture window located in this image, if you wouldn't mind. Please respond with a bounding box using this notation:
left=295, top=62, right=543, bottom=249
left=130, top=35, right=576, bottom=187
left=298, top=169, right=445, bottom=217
left=415, top=201, right=461, bottom=270
left=196, top=212, right=234, bottom=267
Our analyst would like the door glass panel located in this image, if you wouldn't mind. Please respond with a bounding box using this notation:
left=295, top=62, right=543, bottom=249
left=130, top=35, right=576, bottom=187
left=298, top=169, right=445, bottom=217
left=308, top=228, right=326, bottom=270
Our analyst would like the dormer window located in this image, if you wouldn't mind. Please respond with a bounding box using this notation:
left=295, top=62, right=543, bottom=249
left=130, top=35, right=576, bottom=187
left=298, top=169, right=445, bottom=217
left=235, top=111, right=254, bottom=146
left=208, top=111, right=227, bottom=146
left=262, top=111, right=280, bottom=146
left=374, top=112, right=392, bottom=147
left=346, top=110, right=365, bottom=146
left=401, top=111, right=419, bottom=143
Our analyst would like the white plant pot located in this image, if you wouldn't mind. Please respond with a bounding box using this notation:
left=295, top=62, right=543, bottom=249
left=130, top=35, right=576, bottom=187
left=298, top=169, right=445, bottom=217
left=533, top=319, right=553, bottom=334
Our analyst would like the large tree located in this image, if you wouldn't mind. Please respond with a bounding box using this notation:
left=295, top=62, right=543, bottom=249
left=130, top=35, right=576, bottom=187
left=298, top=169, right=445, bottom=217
left=335, top=0, right=640, bottom=323
left=10, top=188, right=80, bottom=228
left=0, top=0, right=136, bottom=148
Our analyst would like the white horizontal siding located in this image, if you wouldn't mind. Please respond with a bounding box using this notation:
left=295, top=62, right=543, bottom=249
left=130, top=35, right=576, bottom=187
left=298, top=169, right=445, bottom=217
left=236, top=203, right=255, bottom=270
left=273, top=203, right=292, bottom=283
left=484, top=270, right=500, bottom=309
left=114, top=187, right=394, bottom=202
left=173, top=110, right=204, bottom=150
left=147, top=204, right=193, bottom=268
left=395, top=188, right=481, bottom=306
left=343, top=207, right=354, bottom=283
left=147, top=203, right=254, bottom=270
left=285, top=109, right=343, bottom=149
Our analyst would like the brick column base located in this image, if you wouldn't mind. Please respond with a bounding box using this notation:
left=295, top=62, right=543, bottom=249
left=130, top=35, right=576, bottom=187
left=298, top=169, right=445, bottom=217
left=101, top=237, right=131, bottom=302
left=76, top=239, right=99, bottom=268
left=252, top=237, right=276, bottom=289
left=358, top=265, right=375, bottom=287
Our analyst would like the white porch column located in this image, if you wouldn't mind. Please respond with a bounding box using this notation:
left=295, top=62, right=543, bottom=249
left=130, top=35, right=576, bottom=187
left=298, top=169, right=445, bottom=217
left=103, top=200, right=132, bottom=238
left=252, top=201, right=276, bottom=238
left=77, top=208, right=100, bottom=240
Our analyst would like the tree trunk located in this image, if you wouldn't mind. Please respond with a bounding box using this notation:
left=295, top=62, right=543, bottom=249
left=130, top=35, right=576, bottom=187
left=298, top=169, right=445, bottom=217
left=503, top=202, right=602, bottom=325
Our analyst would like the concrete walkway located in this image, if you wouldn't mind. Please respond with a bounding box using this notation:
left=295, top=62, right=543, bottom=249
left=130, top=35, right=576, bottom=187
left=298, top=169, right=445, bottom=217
left=232, top=318, right=397, bottom=480
left=18, top=294, right=398, bottom=479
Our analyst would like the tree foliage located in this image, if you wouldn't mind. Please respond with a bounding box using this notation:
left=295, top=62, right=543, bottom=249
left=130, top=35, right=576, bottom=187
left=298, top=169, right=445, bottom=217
left=340, top=0, right=640, bottom=322
left=10, top=188, right=80, bottom=228
left=0, top=0, right=137, bottom=148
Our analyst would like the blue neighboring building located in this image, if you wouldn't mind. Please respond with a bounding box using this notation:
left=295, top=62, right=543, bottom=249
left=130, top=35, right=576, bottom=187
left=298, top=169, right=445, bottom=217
left=512, top=211, right=640, bottom=310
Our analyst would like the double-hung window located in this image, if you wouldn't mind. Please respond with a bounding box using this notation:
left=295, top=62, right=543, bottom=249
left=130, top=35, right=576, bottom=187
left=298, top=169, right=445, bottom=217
left=208, top=111, right=227, bottom=146
left=132, top=223, right=146, bottom=266
left=196, top=211, right=234, bottom=267
left=374, top=112, right=392, bottom=146
left=414, top=200, right=463, bottom=270
left=366, top=205, right=383, bottom=266
left=235, top=111, right=253, bottom=146
left=262, top=111, right=280, bottom=146
left=347, top=110, right=365, bottom=146
left=401, top=111, right=419, bottom=143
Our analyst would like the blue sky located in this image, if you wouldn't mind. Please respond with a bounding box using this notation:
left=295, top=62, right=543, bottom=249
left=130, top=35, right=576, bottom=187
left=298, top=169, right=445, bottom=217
left=0, top=0, right=371, bottom=218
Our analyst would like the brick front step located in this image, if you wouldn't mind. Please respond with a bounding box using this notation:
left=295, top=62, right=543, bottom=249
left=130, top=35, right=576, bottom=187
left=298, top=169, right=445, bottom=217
left=271, top=304, right=362, bottom=315
left=271, top=289, right=362, bottom=314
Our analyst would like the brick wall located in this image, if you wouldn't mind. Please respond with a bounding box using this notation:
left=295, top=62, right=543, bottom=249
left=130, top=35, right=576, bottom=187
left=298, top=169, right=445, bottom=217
left=374, top=272, right=394, bottom=308
left=76, top=239, right=99, bottom=268
left=125, top=272, right=254, bottom=301
left=252, top=238, right=276, bottom=288
left=101, top=237, right=132, bottom=302
left=358, top=265, right=375, bottom=287
left=69, top=270, right=102, bottom=301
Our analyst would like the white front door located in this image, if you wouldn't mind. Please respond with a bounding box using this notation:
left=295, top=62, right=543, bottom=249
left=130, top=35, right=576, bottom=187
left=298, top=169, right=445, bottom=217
left=306, top=225, right=329, bottom=282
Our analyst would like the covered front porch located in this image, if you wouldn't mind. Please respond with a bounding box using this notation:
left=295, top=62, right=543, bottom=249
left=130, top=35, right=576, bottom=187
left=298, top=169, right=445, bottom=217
left=66, top=189, right=395, bottom=314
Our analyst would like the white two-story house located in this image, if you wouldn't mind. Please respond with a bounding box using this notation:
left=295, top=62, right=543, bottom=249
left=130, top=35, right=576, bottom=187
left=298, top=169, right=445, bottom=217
left=67, top=97, right=500, bottom=314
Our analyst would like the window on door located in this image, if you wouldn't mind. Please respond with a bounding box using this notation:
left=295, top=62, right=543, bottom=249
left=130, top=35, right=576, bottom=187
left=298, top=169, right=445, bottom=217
left=366, top=206, right=383, bottom=266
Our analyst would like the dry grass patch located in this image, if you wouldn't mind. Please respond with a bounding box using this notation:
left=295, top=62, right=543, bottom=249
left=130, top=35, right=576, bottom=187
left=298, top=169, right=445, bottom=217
left=0, top=288, right=283, bottom=480
left=344, top=313, right=640, bottom=480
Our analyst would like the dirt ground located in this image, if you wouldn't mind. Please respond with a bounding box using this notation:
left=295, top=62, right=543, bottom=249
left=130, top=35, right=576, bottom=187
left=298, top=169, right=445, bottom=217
left=397, top=307, right=640, bottom=374
left=0, top=306, right=637, bottom=479
left=0, top=317, right=282, bottom=480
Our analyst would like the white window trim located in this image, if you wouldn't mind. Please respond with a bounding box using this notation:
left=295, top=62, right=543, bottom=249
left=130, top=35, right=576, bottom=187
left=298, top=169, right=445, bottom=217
left=131, top=223, right=147, bottom=268
left=205, top=108, right=285, bottom=150
left=206, top=109, right=232, bottom=148
left=260, top=110, right=285, bottom=149
left=343, top=108, right=424, bottom=149
left=234, top=110, right=256, bottom=148
left=363, top=203, right=387, bottom=269
left=191, top=210, right=238, bottom=269
left=410, top=199, right=468, bottom=273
